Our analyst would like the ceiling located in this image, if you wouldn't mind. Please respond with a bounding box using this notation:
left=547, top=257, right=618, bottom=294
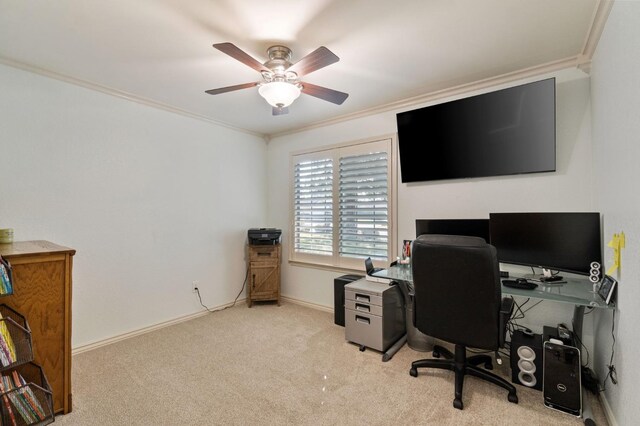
left=0, top=0, right=610, bottom=138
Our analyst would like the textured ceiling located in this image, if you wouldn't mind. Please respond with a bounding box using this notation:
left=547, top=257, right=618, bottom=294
left=0, top=0, right=609, bottom=137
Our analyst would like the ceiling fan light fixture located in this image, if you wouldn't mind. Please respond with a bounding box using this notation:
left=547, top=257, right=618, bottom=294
left=258, top=81, right=301, bottom=108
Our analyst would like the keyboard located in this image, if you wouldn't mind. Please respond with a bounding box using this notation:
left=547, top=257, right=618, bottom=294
left=502, top=279, right=538, bottom=290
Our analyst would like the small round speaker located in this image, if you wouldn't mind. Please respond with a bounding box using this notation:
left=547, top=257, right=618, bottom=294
left=589, top=261, right=601, bottom=283
left=518, top=370, right=538, bottom=388
left=517, top=345, right=536, bottom=361
left=518, top=358, right=536, bottom=374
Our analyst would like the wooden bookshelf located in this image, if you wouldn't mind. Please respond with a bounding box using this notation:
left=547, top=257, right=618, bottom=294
left=0, top=241, right=74, bottom=415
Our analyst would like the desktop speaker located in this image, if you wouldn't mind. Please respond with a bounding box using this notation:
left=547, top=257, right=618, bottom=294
left=543, top=341, right=582, bottom=416
left=589, top=261, right=601, bottom=283
left=334, top=275, right=364, bottom=326
left=511, top=330, right=543, bottom=391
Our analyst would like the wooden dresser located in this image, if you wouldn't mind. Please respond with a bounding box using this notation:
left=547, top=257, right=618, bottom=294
left=247, top=244, right=281, bottom=307
left=0, top=240, right=75, bottom=414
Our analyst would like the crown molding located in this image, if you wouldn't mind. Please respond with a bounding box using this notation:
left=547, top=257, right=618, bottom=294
left=269, top=55, right=589, bottom=139
left=0, top=56, right=267, bottom=141
left=269, top=1, right=612, bottom=140
left=581, top=0, right=615, bottom=59
left=1, top=1, right=612, bottom=143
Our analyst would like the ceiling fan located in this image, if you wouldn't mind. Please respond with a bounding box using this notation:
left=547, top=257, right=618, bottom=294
left=205, top=43, right=349, bottom=116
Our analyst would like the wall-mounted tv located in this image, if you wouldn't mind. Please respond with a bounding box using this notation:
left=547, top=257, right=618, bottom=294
left=396, top=78, right=556, bottom=183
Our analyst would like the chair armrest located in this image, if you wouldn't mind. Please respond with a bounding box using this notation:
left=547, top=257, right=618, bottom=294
left=499, top=296, right=514, bottom=347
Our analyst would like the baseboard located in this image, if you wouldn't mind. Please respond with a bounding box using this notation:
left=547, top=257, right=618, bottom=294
left=281, top=295, right=333, bottom=314
left=72, top=298, right=245, bottom=355
left=599, top=391, right=617, bottom=426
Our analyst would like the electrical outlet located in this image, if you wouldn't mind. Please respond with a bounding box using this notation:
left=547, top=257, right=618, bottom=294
left=192, top=280, right=199, bottom=293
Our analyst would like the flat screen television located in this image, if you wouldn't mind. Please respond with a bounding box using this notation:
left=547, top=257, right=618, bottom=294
left=489, top=212, right=601, bottom=277
left=415, top=219, right=490, bottom=242
left=396, top=78, right=556, bottom=183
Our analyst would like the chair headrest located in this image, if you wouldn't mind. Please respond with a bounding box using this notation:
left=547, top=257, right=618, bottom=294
left=415, top=234, right=488, bottom=249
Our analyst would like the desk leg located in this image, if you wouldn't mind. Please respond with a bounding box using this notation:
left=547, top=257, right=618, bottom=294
left=382, top=334, right=407, bottom=362
left=572, top=305, right=596, bottom=426
left=572, top=305, right=585, bottom=344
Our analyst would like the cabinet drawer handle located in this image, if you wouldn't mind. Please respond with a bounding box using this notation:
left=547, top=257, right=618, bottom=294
left=355, top=294, right=370, bottom=302
left=355, top=303, right=370, bottom=312
left=355, top=315, right=370, bottom=324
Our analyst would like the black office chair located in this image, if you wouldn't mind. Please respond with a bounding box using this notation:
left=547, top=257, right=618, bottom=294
left=409, top=234, right=517, bottom=410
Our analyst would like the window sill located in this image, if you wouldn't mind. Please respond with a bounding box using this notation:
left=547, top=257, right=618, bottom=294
left=288, top=259, right=366, bottom=276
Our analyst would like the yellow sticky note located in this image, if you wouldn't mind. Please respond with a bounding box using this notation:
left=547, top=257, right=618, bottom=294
left=606, top=232, right=625, bottom=275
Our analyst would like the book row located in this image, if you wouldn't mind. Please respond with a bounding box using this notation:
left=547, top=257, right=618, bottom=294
left=0, top=305, right=32, bottom=371
left=0, top=257, right=12, bottom=296
left=0, top=370, right=48, bottom=425
left=0, top=363, right=53, bottom=426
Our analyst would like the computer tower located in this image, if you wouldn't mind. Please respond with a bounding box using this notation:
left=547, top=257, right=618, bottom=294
left=510, top=330, right=543, bottom=390
left=543, top=341, right=582, bottom=416
left=334, top=274, right=364, bottom=326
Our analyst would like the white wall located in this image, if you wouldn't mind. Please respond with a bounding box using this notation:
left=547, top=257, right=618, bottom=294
left=0, top=64, right=267, bottom=348
left=590, top=1, right=640, bottom=424
left=268, top=74, right=596, bottom=346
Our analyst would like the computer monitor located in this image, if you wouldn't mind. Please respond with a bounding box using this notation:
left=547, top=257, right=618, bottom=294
left=415, top=219, right=490, bottom=242
left=489, top=212, right=601, bottom=277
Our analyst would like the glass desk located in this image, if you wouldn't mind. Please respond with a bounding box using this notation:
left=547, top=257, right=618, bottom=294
left=374, top=265, right=614, bottom=340
left=372, top=265, right=614, bottom=425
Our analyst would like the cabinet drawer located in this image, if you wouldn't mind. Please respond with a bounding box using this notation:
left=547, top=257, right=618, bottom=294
left=345, top=289, right=382, bottom=307
left=248, top=245, right=280, bottom=262
left=345, top=309, right=384, bottom=352
left=345, top=299, right=382, bottom=317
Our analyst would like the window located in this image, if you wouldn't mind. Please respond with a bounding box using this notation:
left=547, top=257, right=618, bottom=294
left=290, top=137, right=395, bottom=270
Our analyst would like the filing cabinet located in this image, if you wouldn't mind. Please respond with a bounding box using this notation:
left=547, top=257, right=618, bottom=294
left=344, top=279, right=405, bottom=352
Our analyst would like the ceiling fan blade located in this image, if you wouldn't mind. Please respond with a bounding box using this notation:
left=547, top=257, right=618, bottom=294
left=301, top=82, right=349, bottom=105
left=272, top=106, right=289, bottom=116
left=286, top=46, right=339, bottom=77
left=205, top=82, right=258, bottom=95
left=213, top=42, right=270, bottom=73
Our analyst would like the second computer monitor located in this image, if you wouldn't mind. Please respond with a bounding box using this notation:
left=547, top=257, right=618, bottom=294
left=415, top=219, right=490, bottom=242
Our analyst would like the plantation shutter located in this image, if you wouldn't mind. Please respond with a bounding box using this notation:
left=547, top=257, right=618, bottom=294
left=290, top=137, right=394, bottom=268
left=338, top=151, right=389, bottom=261
left=293, top=157, right=333, bottom=256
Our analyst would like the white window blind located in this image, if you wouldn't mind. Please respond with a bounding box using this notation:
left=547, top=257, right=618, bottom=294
left=339, top=152, right=389, bottom=261
left=290, top=137, right=394, bottom=269
left=293, top=158, right=333, bottom=256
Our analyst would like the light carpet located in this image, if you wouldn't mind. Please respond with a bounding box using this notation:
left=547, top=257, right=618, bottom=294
left=55, top=302, right=608, bottom=425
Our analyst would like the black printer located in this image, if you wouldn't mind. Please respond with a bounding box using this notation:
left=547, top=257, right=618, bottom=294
left=248, top=228, right=282, bottom=245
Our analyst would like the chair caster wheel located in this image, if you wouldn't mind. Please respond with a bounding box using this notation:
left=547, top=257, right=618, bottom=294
left=508, top=393, right=518, bottom=404
left=432, top=350, right=440, bottom=358
left=453, top=399, right=463, bottom=410
left=409, top=368, right=418, bottom=377
left=359, top=345, right=366, bottom=352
